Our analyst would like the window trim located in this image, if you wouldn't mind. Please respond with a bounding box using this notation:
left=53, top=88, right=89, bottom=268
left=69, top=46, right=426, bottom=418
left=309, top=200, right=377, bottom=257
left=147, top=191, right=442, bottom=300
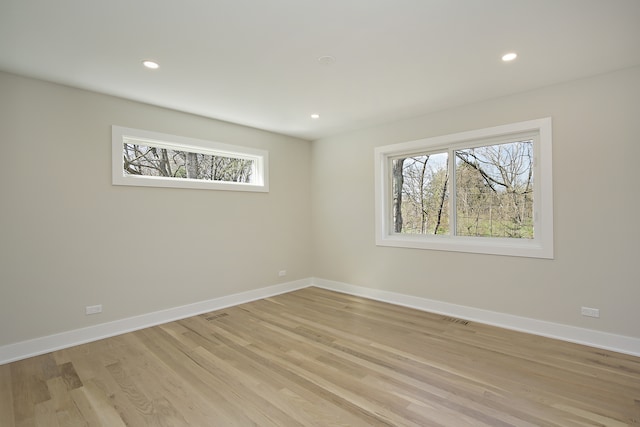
left=374, top=118, right=553, bottom=258
left=112, top=126, right=269, bottom=192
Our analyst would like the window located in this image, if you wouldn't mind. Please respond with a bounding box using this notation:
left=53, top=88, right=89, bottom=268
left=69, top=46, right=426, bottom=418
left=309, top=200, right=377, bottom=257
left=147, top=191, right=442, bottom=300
left=375, top=118, right=553, bottom=258
left=112, top=126, right=268, bottom=192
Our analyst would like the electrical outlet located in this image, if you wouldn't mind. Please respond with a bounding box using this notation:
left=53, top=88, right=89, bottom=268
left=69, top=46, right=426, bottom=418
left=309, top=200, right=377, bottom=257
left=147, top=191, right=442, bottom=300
left=278, top=270, right=287, bottom=277
left=85, top=304, right=102, bottom=315
left=581, top=306, right=599, bottom=318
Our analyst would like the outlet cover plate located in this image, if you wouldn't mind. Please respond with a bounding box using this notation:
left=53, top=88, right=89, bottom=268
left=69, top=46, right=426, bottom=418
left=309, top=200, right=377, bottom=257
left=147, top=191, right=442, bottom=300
left=581, top=307, right=600, bottom=318
left=86, top=304, right=103, bottom=315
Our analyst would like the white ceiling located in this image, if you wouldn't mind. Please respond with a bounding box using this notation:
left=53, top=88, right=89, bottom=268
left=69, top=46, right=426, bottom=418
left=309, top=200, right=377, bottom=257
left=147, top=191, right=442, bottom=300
left=2, top=0, right=640, bottom=141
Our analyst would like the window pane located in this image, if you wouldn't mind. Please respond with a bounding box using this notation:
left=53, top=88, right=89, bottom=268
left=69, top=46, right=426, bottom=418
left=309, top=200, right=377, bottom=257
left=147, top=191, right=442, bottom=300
left=392, top=152, right=449, bottom=234
left=123, top=143, right=254, bottom=183
left=455, top=140, right=533, bottom=238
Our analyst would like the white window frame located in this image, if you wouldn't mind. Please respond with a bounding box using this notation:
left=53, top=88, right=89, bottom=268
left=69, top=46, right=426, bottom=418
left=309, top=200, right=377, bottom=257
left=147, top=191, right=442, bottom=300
left=112, top=126, right=269, bottom=192
left=374, top=118, right=553, bottom=258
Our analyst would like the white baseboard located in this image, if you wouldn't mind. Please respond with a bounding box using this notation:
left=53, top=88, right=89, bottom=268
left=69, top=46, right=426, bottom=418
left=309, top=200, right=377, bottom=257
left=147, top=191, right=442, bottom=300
left=0, top=278, right=311, bottom=365
left=311, top=277, right=640, bottom=357
left=3, top=276, right=638, bottom=365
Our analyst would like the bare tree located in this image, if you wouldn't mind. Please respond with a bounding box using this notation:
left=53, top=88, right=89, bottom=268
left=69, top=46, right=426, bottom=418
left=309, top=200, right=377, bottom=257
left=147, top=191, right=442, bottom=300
left=433, top=169, right=448, bottom=235
left=122, top=144, right=254, bottom=184
left=186, top=152, right=199, bottom=179
left=455, top=140, right=533, bottom=238
left=392, top=141, right=532, bottom=238
left=392, top=159, right=405, bottom=232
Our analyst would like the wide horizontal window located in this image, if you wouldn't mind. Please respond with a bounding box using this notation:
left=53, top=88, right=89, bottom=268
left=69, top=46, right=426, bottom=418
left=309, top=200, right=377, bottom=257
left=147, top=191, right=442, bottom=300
left=375, top=118, right=553, bottom=258
left=112, top=126, right=268, bottom=192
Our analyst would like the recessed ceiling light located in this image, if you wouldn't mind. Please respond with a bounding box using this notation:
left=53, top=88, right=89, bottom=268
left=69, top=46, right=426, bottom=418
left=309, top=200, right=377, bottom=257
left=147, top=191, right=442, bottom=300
left=502, top=52, right=517, bottom=62
left=142, top=60, right=159, bottom=69
left=311, top=114, right=320, bottom=119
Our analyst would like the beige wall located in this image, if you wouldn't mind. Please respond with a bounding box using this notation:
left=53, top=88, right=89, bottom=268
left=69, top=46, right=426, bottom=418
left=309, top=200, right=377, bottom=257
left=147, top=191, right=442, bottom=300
left=311, top=66, right=640, bottom=338
left=2, top=66, right=639, bottom=349
left=0, top=72, right=312, bottom=346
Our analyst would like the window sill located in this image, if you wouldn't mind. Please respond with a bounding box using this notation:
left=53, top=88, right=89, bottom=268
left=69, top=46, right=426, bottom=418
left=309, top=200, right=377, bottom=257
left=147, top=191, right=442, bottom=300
left=376, top=233, right=553, bottom=258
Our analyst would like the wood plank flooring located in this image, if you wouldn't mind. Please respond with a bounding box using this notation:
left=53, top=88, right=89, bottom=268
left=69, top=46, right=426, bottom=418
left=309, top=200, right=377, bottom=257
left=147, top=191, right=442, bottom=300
left=1, top=287, right=639, bottom=426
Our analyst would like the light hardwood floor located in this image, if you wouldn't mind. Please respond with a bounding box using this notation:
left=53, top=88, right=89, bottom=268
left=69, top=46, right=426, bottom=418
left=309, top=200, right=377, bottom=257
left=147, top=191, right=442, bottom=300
left=1, top=287, right=639, bottom=426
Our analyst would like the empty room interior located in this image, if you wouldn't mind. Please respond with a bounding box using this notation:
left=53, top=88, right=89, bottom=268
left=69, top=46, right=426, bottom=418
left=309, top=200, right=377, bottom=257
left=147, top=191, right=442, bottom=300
left=1, top=0, right=639, bottom=425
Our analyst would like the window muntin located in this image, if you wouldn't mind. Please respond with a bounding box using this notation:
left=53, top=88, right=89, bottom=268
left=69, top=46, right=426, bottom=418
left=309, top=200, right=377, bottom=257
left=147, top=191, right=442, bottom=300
left=375, top=118, right=553, bottom=258
left=112, top=126, right=268, bottom=192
